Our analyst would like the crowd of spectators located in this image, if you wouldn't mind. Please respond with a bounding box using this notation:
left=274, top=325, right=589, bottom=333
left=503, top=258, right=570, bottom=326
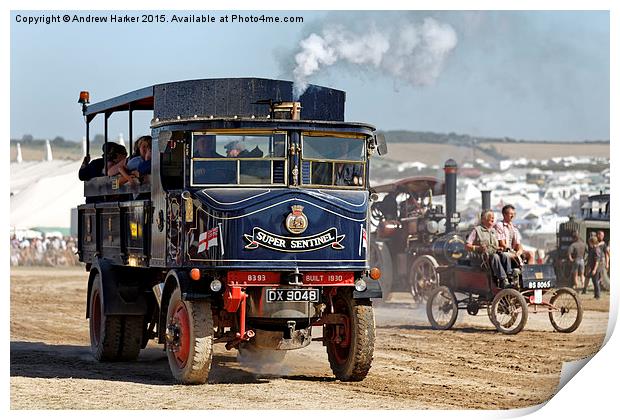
left=10, top=234, right=80, bottom=267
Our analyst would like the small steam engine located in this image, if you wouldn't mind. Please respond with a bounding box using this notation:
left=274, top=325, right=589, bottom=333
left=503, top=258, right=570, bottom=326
left=370, top=160, right=465, bottom=300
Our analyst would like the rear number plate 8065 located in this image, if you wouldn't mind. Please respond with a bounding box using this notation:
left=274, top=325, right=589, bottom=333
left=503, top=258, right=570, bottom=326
left=266, top=289, right=319, bottom=303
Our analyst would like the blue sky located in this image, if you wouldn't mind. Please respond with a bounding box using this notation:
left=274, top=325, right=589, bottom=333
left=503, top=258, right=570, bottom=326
left=10, top=10, right=609, bottom=141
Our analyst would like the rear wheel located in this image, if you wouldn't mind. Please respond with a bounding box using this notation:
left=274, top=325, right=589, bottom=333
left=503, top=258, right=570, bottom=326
left=325, top=290, right=375, bottom=381
left=426, top=286, right=458, bottom=330
left=549, top=287, right=583, bottom=333
left=490, top=289, right=528, bottom=334
left=165, top=286, right=214, bottom=384
left=89, top=273, right=142, bottom=361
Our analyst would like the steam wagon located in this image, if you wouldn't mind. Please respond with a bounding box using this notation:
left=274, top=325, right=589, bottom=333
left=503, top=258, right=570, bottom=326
left=76, top=78, right=386, bottom=384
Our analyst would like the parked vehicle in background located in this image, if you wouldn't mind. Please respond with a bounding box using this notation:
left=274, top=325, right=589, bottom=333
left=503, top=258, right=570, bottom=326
left=549, top=193, right=610, bottom=289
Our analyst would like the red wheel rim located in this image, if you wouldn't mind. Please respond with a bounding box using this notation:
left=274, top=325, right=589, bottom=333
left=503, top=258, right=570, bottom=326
left=171, top=301, right=191, bottom=368
left=327, top=297, right=351, bottom=365
left=90, top=289, right=102, bottom=346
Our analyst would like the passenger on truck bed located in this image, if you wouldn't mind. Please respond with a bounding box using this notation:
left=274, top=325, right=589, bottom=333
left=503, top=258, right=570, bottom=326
left=117, top=137, right=152, bottom=186
left=125, top=136, right=152, bottom=171
left=78, top=142, right=126, bottom=181
left=105, top=145, right=128, bottom=176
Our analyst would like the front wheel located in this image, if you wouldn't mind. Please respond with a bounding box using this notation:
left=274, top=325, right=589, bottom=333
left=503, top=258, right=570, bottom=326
left=426, top=286, right=458, bottom=330
left=325, top=290, right=375, bottom=381
left=165, top=287, right=214, bottom=384
left=490, top=289, right=528, bottom=334
left=549, top=287, right=583, bottom=333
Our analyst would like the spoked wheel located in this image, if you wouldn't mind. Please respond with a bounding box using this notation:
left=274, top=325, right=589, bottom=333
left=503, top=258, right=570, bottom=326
left=89, top=273, right=143, bottom=361
left=426, top=286, right=458, bottom=330
left=325, top=289, right=375, bottom=382
left=165, top=286, right=214, bottom=384
left=409, top=256, right=439, bottom=303
left=548, top=287, right=583, bottom=333
left=490, top=289, right=528, bottom=334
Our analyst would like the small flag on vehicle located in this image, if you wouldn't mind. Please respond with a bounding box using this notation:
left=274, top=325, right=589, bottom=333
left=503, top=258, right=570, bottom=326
left=198, top=227, right=219, bottom=253
left=359, top=224, right=367, bottom=256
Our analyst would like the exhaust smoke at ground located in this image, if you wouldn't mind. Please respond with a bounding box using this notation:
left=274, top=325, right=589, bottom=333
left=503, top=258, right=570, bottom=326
left=237, top=345, right=292, bottom=377
left=292, top=17, right=458, bottom=98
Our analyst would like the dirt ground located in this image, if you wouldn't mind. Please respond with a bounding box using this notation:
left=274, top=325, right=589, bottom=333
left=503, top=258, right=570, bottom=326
left=10, top=266, right=608, bottom=410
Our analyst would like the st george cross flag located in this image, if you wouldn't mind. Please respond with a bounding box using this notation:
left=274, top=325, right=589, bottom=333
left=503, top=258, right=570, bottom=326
left=359, top=224, right=368, bottom=256
left=198, top=227, right=219, bottom=253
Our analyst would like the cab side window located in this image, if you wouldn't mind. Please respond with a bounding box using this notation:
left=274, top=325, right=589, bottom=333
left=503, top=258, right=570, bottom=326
left=160, top=131, right=185, bottom=190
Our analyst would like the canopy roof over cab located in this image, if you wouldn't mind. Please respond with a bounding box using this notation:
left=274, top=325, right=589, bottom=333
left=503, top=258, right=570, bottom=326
left=84, top=78, right=346, bottom=122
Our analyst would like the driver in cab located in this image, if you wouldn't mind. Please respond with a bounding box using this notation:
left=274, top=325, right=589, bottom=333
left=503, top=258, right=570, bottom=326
left=465, top=210, right=513, bottom=288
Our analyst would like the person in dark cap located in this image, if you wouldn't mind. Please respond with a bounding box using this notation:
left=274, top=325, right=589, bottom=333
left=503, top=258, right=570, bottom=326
left=225, top=140, right=263, bottom=158
left=224, top=140, right=247, bottom=158
left=78, top=142, right=125, bottom=181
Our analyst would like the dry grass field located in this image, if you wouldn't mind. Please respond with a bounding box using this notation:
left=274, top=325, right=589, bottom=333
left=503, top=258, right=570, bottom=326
left=485, top=141, right=609, bottom=160
left=383, top=142, right=609, bottom=165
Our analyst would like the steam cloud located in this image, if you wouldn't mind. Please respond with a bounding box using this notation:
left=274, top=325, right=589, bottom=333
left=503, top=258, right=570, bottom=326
left=292, top=17, right=458, bottom=98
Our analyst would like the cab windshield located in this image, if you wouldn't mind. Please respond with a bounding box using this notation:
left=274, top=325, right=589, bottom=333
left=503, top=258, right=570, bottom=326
left=191, top=132, right=287, bottom=186
left=301, top=134, right=366, bottom=188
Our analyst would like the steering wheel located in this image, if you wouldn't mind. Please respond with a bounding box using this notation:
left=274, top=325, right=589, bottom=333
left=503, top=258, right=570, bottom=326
left=370, top=203, right=385, bottom=228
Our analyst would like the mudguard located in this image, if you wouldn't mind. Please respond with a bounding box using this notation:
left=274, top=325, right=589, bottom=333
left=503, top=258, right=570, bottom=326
left=353, top=278, right=382, bottom=299
left=86, top=257, right=149, bottom=317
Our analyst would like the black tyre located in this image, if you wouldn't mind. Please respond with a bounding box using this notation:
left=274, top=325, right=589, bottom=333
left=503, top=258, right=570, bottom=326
left=165, top=286, right=214, bottom=384
left=426, top=286, right=458, bottom=330
left=490, top=289, right=528, bottom=334
left=549, top=287, right=583, bottom=333
left=410, top=256, right=439, bottom=303
left=325, top=290, right=375, bottom=381
left=89, top=273, right=143, bottom=361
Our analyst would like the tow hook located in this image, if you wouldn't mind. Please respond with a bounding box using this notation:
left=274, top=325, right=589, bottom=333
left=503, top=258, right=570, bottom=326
left=225, top=329, right=255, bottom=350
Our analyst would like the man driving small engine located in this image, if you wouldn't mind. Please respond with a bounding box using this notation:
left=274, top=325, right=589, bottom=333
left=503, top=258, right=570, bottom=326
left=465, top=209, right=513, bottom=288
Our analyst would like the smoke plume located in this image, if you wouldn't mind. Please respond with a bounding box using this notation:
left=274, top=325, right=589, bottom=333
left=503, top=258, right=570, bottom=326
left=292, top=17, right=458, bottom=98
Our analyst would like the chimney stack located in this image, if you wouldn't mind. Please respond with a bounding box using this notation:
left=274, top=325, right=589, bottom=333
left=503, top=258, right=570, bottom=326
left=444, top=159, right=458, bottom=233
left=481, top=190, right=491, bottom=211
